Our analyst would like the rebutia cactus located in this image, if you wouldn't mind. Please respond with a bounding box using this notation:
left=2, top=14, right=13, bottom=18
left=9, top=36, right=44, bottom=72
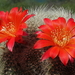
left=0, top=5, right=75, bottom=75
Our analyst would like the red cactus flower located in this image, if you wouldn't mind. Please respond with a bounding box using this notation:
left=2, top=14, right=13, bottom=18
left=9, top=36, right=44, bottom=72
left=34, top=17, right=75, bottom=65
left=0, top=7, right=34, bottom=52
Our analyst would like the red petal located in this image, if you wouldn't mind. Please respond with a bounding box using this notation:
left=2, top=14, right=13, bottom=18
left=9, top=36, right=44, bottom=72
left=15, top=36, right=24, bottom=44
left=17, top=10, right=28, bottom=22
left=0, top=11, right=5, bottom=19
left=4, top=12, right=9, bottom=23
left=58, top=17, right=66, bottom=27
left=20, top=10, right=28, bottom=20
left=23, top=31, right=28, bottom=36
left=65, top=44, right=75, bottom=58
left=9, top=8, right=18, bottom=24
left=7, top=38, right=15, bottom=52
left=17, top=29, right=23, bottom=35
left=59, top=49, right=69, bottom=65
left=67, top=18, right=75, bottom=35
left=19, top=7, right=22, bottom=12
left=49, top=46, right=59, bottom=59
left=17, top=29, right=28, bottom=36
left=41, top=48, right=51, bottom=61
left=0, top=38, right=7, bottom=43
left=41, top=46, right=59, bottom=61
left=35, top=31, right=42, bottom=34
left=67, top=18, right=75, bottom=29
left=37, top=32, right=52, bottom=41
left=44, top=18, right=54, bottom=29
left=34, top=40, right=54, bottom=49
left=52, top=19, right=59, bottom=26
left=44, top=18, right=52, bottom=25
left=39, top=25, right=51, bottom=35
left=22, top=14, right=35, bottom=22
left=20, top=23, right=27, bottom=29
left=10, top=7, right=18, bottom=14
left=68, top=55, right=74, bottom=63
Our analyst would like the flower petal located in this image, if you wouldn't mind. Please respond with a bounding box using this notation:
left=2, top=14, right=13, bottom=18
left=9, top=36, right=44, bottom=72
left=34, top=40, right=54, bottom=49
left=41, top=48, right=51, bottom=61
left=68, top=55, right=74, bottom=63
left=23, top=31, right=28, bottom=36
left=17, top=29, right=23, bottom=35
left=20, top=23, right=27, bottom=29
left=10, top=7, right=18, bottom=14
left=58, top=17, right=66, bottom=27
left=20, top=9, right=28, bottom=20
left=49, top=46, right=59, bottom=59
left=18, top=7, right=22, bottom=12
left=44, top=18, right=54, bottom=29
left=0, top=38, right=7, bottom=43
left=65, top=44, right=75, bottom=58
left=22, top=14, right=35, bottom=23
left=42, top=46, right=59, bottom=61
left=52, top=19, right=60, bottom=27
left=7, top=37, right=15, bottom=52
left=59, top=49, right=69, bottom=65
left=39, top=25, right=51, bottom=35
left=67, top=18, right=75, bottom=29
left=16, top=10, right=28, bottom=23
left=37, top=32, right=52, bottom=40
left=15, top=36, right=25, bottom=44
left=0, top=11, right=5, bottom=19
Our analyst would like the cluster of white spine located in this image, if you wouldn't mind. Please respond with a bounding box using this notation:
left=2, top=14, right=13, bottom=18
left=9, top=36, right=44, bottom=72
left=26, top=5, right=75, bottom=32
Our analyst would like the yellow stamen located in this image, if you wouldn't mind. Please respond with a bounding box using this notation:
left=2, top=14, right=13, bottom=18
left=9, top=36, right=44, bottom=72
left=0, top=22, right=16, bottom=37
left=51, top=27, right=71, bottom=47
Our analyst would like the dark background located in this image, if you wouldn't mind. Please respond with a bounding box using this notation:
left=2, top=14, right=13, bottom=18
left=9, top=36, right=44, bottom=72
left=0, top=0, right=75, bottom=12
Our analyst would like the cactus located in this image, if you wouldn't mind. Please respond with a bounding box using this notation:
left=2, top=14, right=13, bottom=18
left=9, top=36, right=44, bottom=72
left=1, top=5, right=75, bottom=75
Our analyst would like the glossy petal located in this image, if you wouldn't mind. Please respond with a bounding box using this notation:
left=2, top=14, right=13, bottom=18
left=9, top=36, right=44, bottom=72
left=68, top=55, right=74, bottom=63
left=39, top=25, right=51, bottom=35
left=58, top=17, right=66, bottom=27
left=7, top=37, right=15, bottom=52
left=42, top=46, right=59, bottom=60
left=59, top=49, right=69, bottom=65
left=52, top=19, right=60, bottom=27
left=20, top=23, right=27, bottom=29
left=10, top=7, right=18, bottom=14
left=15, top=36, right=24, bottom=44
left=41, top=48, right=51, bottom=61
left=0, top=38, right=7, bottom=43
left=34, top=40, right=54, bottom=49
left=0, top=11, right=5, bottom=19
left=23, top=31, right=28, bottom=36
left=22, top=14, right=35, bottom=23
left=67, top=18, right=75, bottom=29
left=17, top=29, right=23, bottom=35
left=37, top=32, right=52, bottom=40
left=49, top=46, right=59, bottom=59
left=16, top=10, right=28, bottom=24
left=35, top=31, right=42, bottom=34
left=20, top=10, right=28, bottom=20
left=44, top=18, right=54, bottom=29
left=18, top=7, right=22, bottom=12
left=66, top=44, right=75, bottom=58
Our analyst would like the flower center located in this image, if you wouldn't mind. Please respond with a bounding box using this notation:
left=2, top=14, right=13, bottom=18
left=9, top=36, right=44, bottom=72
left=1, top=22, right=16, bottom=37
left=51, top=27, right=71, bottom=47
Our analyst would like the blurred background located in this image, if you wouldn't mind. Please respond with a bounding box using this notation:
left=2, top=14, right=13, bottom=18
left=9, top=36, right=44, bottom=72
left=0, top=0, right=75, bottom=12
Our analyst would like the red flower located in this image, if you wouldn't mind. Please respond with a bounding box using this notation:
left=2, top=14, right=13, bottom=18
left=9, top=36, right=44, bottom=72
left=34, top=17, right=75, bottom=65
left=0, top=7, right=34, bottom=52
